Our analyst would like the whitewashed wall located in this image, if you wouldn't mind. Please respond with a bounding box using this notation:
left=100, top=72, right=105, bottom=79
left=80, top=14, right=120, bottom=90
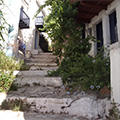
left=87, top=0, right=120, bottom=103
left=1, top=0, right=21, bottom=57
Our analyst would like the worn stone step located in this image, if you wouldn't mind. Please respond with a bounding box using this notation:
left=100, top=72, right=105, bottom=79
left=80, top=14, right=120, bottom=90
left=15, top=77, right=62, bottom=87
left=26, top=62, right=57, bottom=67
left=25, top=58, right=56, bottom=63
left=17, top=70, right=48, bottom=77
left=29, top=66, right=58, bottom=71
left=24, top=112, right=89, bottom=120
left=0, top=110, right=89, bottom=120
left=8, top=85, right=74, bottom=98
left=3, top=96, right=108, bottom=120
left=32, top=53, right=57, bottom=58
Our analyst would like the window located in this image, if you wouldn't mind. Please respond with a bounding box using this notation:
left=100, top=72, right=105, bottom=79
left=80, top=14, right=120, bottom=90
left=82, top=24, right=85, bottom=39
left=109, top=11, right=118, bottom=44
left=96, top=21, right=103, bottom=53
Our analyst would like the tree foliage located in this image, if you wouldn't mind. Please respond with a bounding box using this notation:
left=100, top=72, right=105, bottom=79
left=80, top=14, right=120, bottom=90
left=38, top=0, right=110, bottom=91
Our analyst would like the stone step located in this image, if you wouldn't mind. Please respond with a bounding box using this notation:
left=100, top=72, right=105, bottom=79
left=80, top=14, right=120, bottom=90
left=24, top=112, right=89, bottom=120
left=8, top=85, right=73, bottom=98
left=29, top=66, right=58, bottom=71
left=25, top=58, right=56, bottom=63
left=31, top=56, right=57, bottom=61
left=0, top=111, right=89, bottom=120
left=14, top=77, right=62, bottom=87
left=17, top=68, right=58, bottom=77
left=32, top=53, right=56, bottom=58
left=26, top=62, right=58, bottom=67
left=17, top=70, right=48, bottom=77
left=3, top=96, right=108, bottom=120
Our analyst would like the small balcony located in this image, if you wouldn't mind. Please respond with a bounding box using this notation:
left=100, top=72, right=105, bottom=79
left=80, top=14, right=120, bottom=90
left=35, top=16, right=44, bottom=29
left=19, top=8, right=30, bottom=29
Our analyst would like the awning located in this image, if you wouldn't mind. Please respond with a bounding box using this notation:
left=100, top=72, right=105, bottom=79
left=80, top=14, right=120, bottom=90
left=71, top=0, right=114, bottom=23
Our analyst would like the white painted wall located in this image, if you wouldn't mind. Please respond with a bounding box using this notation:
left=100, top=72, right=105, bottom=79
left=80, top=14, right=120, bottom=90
left=110, top=42, right=120, bottom=103
left=2, top=0, right=21, bottom=57
left=87, top=0, right=120, bottom=104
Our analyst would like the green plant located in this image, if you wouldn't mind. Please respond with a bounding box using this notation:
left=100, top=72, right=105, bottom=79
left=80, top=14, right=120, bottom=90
left=0, top=99, right=30, bottom=112
left=108, top=102, right=120, bottom=120
left=19, top=61, right=30, bottom=71
left=0, top=50, right=21, bottom=92
left=38, top=0, right=110, bottom=92
left=0, top=0, right=8, bottom=47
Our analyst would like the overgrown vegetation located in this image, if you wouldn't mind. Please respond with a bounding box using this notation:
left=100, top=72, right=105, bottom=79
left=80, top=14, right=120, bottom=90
left=0, top=50, right=20, bottom=92
left=0, top=99, right=30, bottom=111
left=38, top=0, right=110, bottom=91
left=0, top=0, right=30, bottom=92
left=108, top=102, right=120, bottom=120
left=0, top=0, right=8, bottom=46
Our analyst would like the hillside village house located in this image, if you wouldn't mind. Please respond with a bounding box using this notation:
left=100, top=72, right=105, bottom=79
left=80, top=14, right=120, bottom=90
left=72, top=0, right=120, bottom=104
left=2, top=0, right=50, bottom=59
left=1, top=0, right=120, bottom=104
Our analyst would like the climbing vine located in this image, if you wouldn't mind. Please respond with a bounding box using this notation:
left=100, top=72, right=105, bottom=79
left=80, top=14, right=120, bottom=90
left=38, top=0, right=110, bottom=92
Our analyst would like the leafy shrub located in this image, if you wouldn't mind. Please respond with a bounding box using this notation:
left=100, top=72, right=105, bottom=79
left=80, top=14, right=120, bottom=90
left=48, top=50, right=110, bottom=91
left=38, top=0, right=110, bottom=91
left=108, top=102, right=120, bottom=120
left=0, top=50, right=21, bottom=92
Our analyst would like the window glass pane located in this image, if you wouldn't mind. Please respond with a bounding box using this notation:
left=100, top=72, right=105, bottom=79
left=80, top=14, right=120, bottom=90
left=109, top=11, right=118, bottom=44
left=96, top=21, right=103, bottom=53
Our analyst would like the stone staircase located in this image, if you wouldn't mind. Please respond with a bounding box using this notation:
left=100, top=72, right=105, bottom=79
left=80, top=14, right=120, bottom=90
left=0, top=52, right=111, bottom=120
left=25, top=52, right=57, bottom=67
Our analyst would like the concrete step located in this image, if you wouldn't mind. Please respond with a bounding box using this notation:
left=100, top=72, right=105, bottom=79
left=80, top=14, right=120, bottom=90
left=26, top=62, right=58, bottom=67
left=15, top=77, right=62, bottom=87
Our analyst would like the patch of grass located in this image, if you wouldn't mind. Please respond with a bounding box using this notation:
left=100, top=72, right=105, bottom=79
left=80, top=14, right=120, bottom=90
left=0, top=99, right=31, bottom=112
left=19, top=62, right=30, bottom=71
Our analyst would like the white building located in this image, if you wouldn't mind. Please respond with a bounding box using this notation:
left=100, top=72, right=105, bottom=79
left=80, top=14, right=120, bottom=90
left=75, top=0, right=120, bottom=103
left=2, top=0, right=50, bottom=59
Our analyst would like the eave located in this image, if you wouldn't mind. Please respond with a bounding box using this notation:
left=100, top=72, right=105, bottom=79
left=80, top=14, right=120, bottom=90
left=70, top=0, right=114, bottom=23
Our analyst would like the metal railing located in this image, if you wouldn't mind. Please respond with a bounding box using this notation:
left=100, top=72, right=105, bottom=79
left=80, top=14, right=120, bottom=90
left=19, top=8, right=30, bottom=28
